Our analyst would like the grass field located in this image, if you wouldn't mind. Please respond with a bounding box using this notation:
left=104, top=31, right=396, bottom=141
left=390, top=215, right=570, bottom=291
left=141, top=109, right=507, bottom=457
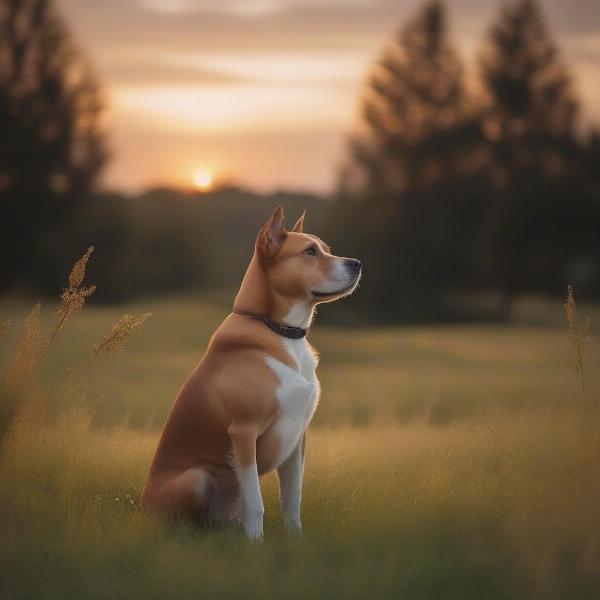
left=1, top=295, right=600, bottom=598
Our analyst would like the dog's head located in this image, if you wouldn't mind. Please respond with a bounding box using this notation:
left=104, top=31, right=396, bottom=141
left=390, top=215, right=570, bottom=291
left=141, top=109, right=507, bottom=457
left=255, top=205, right=361, bottom=304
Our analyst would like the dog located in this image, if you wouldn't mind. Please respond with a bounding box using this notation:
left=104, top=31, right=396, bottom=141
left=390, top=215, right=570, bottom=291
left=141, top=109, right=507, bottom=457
left=141, top=205, right=361, bottom=540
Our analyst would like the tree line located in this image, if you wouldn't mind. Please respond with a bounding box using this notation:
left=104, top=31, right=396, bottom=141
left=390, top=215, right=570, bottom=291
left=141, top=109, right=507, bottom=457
left=0, top=0, right=598, bottom=322
left=335, top=0, right=600, bottom=320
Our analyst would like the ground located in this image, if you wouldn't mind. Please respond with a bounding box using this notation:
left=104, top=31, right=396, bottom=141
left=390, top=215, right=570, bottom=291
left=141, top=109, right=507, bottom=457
left=1, top=295, right=599, bottom=598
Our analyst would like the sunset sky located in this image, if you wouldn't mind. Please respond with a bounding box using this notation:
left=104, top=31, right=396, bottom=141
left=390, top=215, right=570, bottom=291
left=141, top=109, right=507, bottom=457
left=57, top=0, right=600, bottom=194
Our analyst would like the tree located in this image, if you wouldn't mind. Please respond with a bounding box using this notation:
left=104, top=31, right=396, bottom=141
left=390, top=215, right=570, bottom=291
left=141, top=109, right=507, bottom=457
left=336, top=1, right=486, bottom=321
left=345, top=0, right=475, bottom=197
left=479, top=0, right=580, bottom=316
left=0, top=0, right=107, bottom=291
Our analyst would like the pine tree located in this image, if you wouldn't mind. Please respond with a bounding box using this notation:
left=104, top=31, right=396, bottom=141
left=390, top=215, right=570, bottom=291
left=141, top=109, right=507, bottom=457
left=335, top=1, right=486, bottom=321
left=344, top=0, right=474, bottom=197
left=0, top=0, right=108, bottom=291
left=479, top=0, right=580, bottom=317
left=481, top=0, right=577, bottom=174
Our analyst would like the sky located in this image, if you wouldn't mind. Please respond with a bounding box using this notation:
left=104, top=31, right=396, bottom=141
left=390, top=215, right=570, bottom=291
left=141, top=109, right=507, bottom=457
left=57, top=0, right=600, bottom=194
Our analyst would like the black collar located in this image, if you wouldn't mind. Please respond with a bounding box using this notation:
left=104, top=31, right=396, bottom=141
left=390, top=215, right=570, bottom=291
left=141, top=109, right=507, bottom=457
left=234, top=311, right=308, bottom=339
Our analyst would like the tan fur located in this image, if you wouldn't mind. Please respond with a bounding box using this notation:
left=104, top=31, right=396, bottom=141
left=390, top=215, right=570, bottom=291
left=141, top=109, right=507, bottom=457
left=141, top=205, right=360, bottom=531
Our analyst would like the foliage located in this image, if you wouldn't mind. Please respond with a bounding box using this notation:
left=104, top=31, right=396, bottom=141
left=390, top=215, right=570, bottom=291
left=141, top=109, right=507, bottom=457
left=72, top=188, right=329, bottom=303
left=337, top=0, right=600, bottom=322
left=480, top=0, right=577, bottom=148
left=1, top=0, right=599, bottom=324
left=336, top=0, right=490, bottom=321
left=0, top=0, right=107, bottom=292
left=479, top=0, right=585, bottom=318
left=346, top=0, right=476, bottom=196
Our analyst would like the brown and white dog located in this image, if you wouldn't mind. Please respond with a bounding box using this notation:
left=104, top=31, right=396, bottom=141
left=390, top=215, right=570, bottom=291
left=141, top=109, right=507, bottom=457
left=141, top=205, right=361, bottom=540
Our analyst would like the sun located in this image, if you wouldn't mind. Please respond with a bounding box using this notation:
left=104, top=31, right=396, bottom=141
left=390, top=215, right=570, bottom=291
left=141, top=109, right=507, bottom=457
left=192, top=169, right=213, bottom=191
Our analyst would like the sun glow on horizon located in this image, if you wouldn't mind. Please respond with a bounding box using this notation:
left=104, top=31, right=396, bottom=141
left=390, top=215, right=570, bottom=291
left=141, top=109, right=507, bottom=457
left=192, top=169, right=213, bottom=191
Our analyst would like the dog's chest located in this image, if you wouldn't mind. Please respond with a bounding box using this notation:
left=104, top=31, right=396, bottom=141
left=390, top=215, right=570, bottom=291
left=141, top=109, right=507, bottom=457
left=264, top=338, right=320, bottom=467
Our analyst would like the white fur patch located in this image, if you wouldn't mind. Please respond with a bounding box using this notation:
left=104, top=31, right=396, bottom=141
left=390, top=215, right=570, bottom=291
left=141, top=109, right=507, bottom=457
left=265, top=338, right=320, bottom=467
left=318, top=257, right=355, bottom=295
left=238, top=464, right=264, bottom=540
left=283, top=302, right=314, bottom=328
left=277, top=441, right=303, bottom=533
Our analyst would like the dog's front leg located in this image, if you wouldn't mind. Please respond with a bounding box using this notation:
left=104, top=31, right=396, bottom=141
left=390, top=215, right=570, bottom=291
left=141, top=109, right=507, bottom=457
left=277, top=433, right=305, bottom=535
left=229, top=424, right=264, bottom=541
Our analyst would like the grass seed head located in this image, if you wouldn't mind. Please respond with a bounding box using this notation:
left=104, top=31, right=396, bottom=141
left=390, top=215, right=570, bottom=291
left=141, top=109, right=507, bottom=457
left=49, top=247, right=96, bottom=345
left=68, top=246, right=95, bottom=290
left=564, top=285, right=592, bottom=427
left=92, top=313, right=152, bottom=357
left=563, top=285, right=590, bottom=374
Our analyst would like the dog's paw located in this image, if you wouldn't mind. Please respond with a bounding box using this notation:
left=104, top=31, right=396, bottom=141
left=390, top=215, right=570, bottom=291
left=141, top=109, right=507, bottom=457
left=243, top=518, right=264, bottom=542
left=244, top=527, right=264, bottom=543
left=284, top=518, right=303, bottom=536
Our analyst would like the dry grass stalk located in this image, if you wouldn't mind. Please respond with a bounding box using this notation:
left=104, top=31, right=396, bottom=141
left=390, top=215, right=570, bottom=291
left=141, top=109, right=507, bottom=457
left=47, top=247, right=96, bottom=346
left=6, top=303, right=45, bottom=389
left=563, top=285, right=591, bottom=420
left=1, top=249, right=151, bottom=446
left=4, top=248, right=97, bottom=392
left=68, top=246, right=94, bottom=290
left=92, top=313, right=152, bottom=358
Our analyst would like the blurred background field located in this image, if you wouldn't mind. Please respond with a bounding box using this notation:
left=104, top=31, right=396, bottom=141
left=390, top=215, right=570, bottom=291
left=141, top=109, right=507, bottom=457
left=2, top=294, right=598, bottom=431
left=1, top=294, right=600, bottom=598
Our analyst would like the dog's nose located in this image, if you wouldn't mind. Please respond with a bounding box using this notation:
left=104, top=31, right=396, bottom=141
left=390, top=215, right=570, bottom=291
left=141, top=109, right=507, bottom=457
left=346, top=259, right=362, bottom=273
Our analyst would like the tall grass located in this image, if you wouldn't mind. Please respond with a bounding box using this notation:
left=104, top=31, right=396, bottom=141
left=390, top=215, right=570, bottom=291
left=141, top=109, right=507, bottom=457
left=0, top=285, right=599, bottom=598
left=564, top=285, right=593, bottom=430
left=0, top=248, right=150, bottom=446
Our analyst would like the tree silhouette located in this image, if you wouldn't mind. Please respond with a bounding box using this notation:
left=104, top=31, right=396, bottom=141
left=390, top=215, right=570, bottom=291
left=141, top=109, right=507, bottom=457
left=0, top=0, right=107, bottom=291
left=344, top=0, right=476, bottom=197
left=481, top=0, right=577, bottom=160
left=480, top=0, right=580, bottom=317
left=336, top=0, right=486, bottom=320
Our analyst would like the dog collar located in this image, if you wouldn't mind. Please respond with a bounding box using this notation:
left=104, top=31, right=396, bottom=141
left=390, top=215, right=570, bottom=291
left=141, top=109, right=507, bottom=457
left=234, top=311, right=308, bottom=339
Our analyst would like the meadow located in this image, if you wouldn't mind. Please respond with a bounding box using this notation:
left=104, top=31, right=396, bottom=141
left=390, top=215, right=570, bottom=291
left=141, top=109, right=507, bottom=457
left=1, top=291, right=600, bottom=599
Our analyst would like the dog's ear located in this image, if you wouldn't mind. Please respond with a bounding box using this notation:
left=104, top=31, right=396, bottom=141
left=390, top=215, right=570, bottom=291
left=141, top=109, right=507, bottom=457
left=257, top=205, right=287, bottom=257
left=291, top=210, right=306, bottom=233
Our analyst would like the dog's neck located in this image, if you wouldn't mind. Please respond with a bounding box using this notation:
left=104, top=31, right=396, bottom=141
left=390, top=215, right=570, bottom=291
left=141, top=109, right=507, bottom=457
left=233, top=255, right=315, bottom=329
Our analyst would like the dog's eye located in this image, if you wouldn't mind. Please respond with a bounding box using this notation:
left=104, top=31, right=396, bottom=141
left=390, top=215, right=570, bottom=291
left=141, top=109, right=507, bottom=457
left=303, top=246, right=317, bottom=256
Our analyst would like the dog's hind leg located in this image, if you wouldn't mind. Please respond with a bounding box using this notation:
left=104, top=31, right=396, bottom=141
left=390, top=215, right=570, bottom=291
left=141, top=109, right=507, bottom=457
left=205, top=467, right=241, bottom=526
left=142, top=467, right=214, bottom=520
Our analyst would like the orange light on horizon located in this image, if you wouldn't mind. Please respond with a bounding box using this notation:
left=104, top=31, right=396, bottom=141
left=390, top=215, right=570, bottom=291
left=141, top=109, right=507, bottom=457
left=192, top=169, right=213, bottom=191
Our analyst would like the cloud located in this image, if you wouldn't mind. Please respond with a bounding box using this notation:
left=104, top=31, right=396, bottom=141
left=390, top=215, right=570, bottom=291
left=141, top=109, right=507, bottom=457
left=162, top=51, right=362, bottom=84
left=57, top=0, right=398, bottom=55
left=137, top=0, right=379, bottom=17
left=110, top=80, right=354, bottom=134
left=59, top=0, right=600, bottom=61
left=105, top=60, right=245, bottom=85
